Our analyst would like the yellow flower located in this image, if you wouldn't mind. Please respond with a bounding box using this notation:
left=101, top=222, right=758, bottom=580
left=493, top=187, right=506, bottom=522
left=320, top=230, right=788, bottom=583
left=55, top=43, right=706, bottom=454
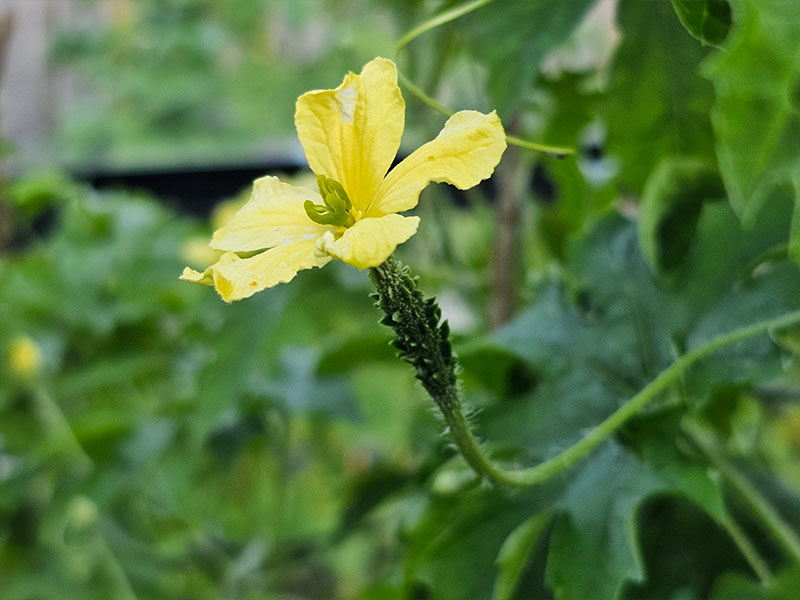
left=181, top=57, right=506, bottom=302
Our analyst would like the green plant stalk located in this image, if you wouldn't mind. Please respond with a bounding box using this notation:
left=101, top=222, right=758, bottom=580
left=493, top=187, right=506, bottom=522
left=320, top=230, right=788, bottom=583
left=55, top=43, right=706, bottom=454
left=397, top=71, right=451, bottom=117
left=394, top=1, right=574, bottom=158
left=396, top=0, right=495, bottom=54
left=370, top=256, right=800, bottom=489
left=97, top=535, right=139, bottom=600
left=395, top=0, right=575, bottom=158
left=684, top=423, right=800, bottom=565
left=720, top=512, right=774, bottom=584
left=504, top=134, right=574, bottom=158
left=397, top=71, right=575, bottom=157
left=32, top=384, right=93, bottom=472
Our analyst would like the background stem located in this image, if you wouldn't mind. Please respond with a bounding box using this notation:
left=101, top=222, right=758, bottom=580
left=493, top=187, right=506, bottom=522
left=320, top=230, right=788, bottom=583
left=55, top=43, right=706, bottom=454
left=489, top=135, right=525, bottom=328
left=684, top=423, right=800, bottom=565
left=720, top=512, right=774, bottom=584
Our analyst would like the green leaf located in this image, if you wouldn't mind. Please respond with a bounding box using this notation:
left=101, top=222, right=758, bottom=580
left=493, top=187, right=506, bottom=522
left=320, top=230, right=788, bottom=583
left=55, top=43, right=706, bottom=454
left=702, top=0, right=800, bottom=244
left=316, top=332, right=395, bottom=375
left=638, top=158, right=725, bottom=274
left=545, top=440, right=738, bottom=600
left=403, top=482, right=565, bottom=600
left=710, top=566, right=800, bottom=599
left=486, top=199, right=794, bottom=458
left=475, top=209, right=798, bottom=598
left=458, top=0, right=595, bottom=116
left=620, top=408, right=727, bottom=523
left=604, top=0, right=716, bottom=192
left=190, top=291, right=288, bottom=431
left=545, top=444, right=663, bottom=600
left=624, top=496, right=754, bottom=600
left=523, top=74, right=614, bottom=260
left=333, top=462, right=417, bottom=541
left=665, top=197, right=794, bottom=320
left=458, top=341, right=538, bottom=398
left=684, top=261, right=800, bottom=394
left=6, top=171, right=80, bottom=216
left=793, top=171, right=800, bottom=264
left=493, top=510, right=556, bottom=600
left=671, top=0, right=732, bottom=47
left=273, top=347, right=360, bottom=419
left=403, top=491, right=533, bottom=600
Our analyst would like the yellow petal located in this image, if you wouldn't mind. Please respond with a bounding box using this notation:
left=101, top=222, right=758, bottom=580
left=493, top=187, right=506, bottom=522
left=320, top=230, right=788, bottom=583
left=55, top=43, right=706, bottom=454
left=197, top=240, right=330, bottom=302
left=294, top=57, right=405, bottom=213
left=317, top=214, right=420, bottom=270
left=211, top=176, right=330, bottom=252
left=367, top=110, right=506, bottom=217
left=180, top=266, right=214, bottom=285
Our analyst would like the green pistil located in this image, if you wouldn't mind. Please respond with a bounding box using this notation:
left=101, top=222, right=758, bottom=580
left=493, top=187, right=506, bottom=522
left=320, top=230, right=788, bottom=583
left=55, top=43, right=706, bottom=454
left=304, top=175, right=355, bottom=227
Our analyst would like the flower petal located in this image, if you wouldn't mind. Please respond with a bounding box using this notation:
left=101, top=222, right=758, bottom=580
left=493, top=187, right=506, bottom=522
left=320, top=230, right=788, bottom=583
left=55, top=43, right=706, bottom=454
left=180, top=266, right=214, bottom=286
left=211, top=176, right=330, bottom=252
left=367, top=110, right=506, bottom=217
left=189, top=240, right=331, bottom=302
left=294, top=57, right=405, bottom=213
left=317, top=214, right=420, bottom=270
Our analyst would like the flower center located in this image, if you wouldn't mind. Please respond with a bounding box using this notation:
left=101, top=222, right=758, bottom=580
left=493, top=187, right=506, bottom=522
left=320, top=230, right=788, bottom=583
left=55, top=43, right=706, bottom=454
left=304, top=175, right=356, bottom=228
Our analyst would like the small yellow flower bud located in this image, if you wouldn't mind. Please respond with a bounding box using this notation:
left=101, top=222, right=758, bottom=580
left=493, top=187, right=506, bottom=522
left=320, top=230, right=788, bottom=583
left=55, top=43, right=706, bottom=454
left=8, top=335, right=42, bottom=378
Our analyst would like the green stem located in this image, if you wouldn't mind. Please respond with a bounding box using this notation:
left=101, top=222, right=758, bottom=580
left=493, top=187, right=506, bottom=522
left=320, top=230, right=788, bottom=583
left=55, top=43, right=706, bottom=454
left=396, top=0, right=495, bottom=54
left=397, top=71, right=451, bottom=117
left=32, top=384, right=93, bottom=472
left=98, top=535, right=139, bottom=600
left=502, top=309, right=800, bottom=486
left=370, top=257, right=800, bottom=488
left=684, top=423, right=800, bottom=565
left=495, top=310, right=800, bottom=486
left=720, top=512, right=774, bottom=584
left=397, top=71, right=575, bottom=157
left=394, top=1, right=574, bottom=158
left=505, top=134, right=575, bottom=158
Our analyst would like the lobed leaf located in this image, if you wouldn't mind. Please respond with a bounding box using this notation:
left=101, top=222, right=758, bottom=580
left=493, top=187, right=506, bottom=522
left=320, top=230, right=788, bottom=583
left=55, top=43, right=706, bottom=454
left=671, top=0, right=733, bottom=47
left=702, top=0, right=800, bottom=260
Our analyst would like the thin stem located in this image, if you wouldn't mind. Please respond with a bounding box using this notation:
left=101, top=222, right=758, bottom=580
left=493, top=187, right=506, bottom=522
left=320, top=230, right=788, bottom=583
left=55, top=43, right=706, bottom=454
left=489, top=137, right=525, bottom=327
left=720, top=512, right=774, bottom=584
left=32, top=384, right=93, bottom=472
left=98, top=535, right=139, bottom=600
left=484, top=308, right=800, bottom=486
left=684, top=423, right=800, bottom=565
left=505, top=134, right=575, bottom=158
left=396, top=0, right=495, bottom=54
left=397, top=72, right=577, bottom=157
left=440, top=394, right=522, bottom=485
left=397, top=71, right=451, bottom=117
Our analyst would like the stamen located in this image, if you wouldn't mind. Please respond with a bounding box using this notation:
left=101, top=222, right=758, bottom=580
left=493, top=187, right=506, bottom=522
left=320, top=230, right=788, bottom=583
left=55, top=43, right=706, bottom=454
left=304, top=175, right=355, bottom=227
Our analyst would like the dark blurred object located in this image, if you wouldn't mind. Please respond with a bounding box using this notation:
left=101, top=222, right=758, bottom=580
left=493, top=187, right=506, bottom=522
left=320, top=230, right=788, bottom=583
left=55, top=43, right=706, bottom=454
left=73, top=159, right=305, bottom=217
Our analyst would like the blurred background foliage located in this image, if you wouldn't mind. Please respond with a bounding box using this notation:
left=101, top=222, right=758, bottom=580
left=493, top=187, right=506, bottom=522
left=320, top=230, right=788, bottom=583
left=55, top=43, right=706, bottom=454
left=2, top=0, right=800, bottom=599
left=49, top=0, right=402, bottom=168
